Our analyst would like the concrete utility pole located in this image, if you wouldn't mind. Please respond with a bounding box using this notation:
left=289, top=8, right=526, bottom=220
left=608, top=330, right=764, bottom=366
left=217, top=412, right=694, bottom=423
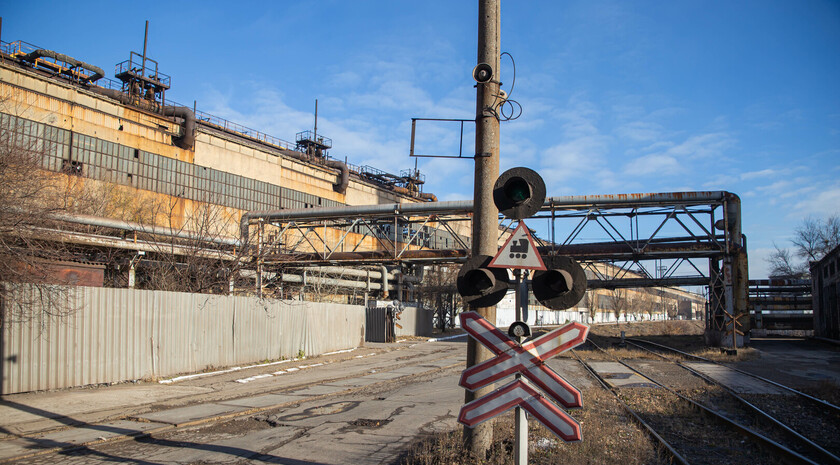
left=464, top=0, right=501, bottom=455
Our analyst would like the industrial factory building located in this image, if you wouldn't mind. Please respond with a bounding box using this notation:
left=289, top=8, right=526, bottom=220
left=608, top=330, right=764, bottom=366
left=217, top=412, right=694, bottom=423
left=0, top=36, right=704, bottom=317
left=0, top=38, right=461, bottom=302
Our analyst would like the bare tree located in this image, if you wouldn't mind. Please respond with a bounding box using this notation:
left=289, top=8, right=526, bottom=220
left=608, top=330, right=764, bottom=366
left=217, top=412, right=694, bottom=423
left=132, top=194, right=245, bottom=294
left=767, top=214, right=840, bottom=278
left=582, top=290, right=597, bottom=323
left=767, top=243, right=807, bottom=278
left=607, top=288, right=629, bottom=324
left=792, top=215, right=840, bottom=261
left=0, top=100, right=83, bottom=322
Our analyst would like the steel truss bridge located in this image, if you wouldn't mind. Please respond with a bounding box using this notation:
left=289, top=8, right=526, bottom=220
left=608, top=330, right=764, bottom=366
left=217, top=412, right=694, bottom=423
left=241, top=190, right=749, bottom=346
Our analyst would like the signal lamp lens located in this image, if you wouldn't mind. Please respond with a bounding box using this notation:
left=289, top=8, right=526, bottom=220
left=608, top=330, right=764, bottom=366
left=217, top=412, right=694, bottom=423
left=545, top=269, right=573, bottom=294
left=465, top=269, right=494, bottom=292
left=504, top=178, right=531, bottom=205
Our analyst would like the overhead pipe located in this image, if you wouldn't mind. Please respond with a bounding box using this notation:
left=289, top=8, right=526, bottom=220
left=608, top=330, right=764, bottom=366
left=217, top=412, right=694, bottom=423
left=43, top=210, right=240, bottom=247
left=88, top=87, right=158, bottom=112
left=240, top=200, right=474, bottom=241
left=325, top=158, right=349, bottom=194
left=381, top=265, right=389, bottom=299
left=301, top=265, right=404, bottom=281
left=162, top=105, right=196, bottom=150
left=277, top=271, right=400, bottom=292
left=19, top=226, right=238, bottom=260
left=22, top=49, right=104, bottom=83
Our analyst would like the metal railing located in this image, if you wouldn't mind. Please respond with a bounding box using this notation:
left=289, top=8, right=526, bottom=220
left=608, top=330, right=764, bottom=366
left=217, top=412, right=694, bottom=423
left=114, top=52, right=171, bottom=88
left=194, top=108, right=296, bottom=151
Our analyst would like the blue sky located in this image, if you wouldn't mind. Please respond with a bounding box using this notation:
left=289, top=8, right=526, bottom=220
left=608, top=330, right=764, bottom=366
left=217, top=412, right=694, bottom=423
left=2, top=0, right=839, bottom=279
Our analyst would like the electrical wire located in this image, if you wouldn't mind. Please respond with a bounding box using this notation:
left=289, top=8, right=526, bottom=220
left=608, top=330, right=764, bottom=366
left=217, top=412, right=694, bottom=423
left=492, top=52, right=522, bottom=121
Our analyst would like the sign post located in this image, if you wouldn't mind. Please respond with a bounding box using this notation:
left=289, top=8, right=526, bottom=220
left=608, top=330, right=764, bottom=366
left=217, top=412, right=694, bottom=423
left=513, top=268, right=527, bottom=465
left=457, top=166, right=589, bottom=462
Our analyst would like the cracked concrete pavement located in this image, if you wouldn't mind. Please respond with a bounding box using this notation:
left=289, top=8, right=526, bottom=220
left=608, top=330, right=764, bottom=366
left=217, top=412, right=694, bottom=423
left=0, top=335, right=592, bottom=464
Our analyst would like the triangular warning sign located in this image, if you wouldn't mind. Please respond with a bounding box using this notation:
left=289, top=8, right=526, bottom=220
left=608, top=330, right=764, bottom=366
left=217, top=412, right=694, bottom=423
left=489, top=222, right=546, bottom=270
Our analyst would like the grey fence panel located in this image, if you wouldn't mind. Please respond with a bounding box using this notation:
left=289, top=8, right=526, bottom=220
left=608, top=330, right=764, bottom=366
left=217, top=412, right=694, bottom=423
left=1, top=286, right=365, bottom=394
left=395, top=306, right=433, bottom=338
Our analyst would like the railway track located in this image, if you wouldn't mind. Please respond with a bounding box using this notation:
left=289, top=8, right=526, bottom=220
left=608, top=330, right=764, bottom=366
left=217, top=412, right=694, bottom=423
left=573, top=337, right=840, bottom=465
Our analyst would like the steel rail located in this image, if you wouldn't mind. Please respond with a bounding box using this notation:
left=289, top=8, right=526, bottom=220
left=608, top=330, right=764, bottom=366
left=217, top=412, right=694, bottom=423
left=586, top=338, right=820, bottom=465
left=627, top=338, right=840, bottom=416
left=625, top=340, right=840, bottom=465
left=570, top=349, right=690, bottom=465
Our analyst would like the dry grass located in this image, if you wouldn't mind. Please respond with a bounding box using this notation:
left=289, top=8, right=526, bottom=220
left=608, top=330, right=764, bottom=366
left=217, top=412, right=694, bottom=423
left=584, top=321, right=761, bottom=362
left=395, top=389, right=668, bottom=465
left=589, top=320, right=703, bottom=338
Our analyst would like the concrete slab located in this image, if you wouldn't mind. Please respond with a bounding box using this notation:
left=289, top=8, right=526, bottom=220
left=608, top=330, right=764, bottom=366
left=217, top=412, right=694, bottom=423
left=545, top=358, right=594, bottom=389
left=0, top=420, right=167, bottom=461
left=322, top=377, right=383, bottom=388
left=683, top=362, right=790, bottom=395
left=0, top=384, right=213, bottom=433
left=588, top=361, right=658, bottom=388
left=362, top=371, right=406, bottom=380
left=133, top=403, right=248, bottom=426
left=286, top=384, right=350, bottom=396
left=420, top=358, right=463, bottom=368
left=388, top=365, right=433, bottom=376
left=217, top=394, right=306, bottom=409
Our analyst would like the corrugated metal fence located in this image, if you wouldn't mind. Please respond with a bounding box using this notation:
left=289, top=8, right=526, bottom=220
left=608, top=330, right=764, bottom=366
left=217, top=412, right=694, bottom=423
left=1, top=286, right=366, bottom=394
left=365, top=304, right=433, bottom=342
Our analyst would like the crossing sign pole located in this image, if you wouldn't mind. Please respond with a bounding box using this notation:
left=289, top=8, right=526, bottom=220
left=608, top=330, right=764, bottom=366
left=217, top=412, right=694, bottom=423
left=513, top=268, right=527, bottom=465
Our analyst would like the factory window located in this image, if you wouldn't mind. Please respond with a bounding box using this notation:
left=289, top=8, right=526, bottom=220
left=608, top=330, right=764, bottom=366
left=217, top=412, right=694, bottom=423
left=0, top=114, right=481, bottom=245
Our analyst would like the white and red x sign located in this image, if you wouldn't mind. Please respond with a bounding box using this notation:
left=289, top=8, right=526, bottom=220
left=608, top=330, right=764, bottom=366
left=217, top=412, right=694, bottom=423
left=458, top=378, right=582, bottom=442
left=458, top=311, right=589, bottom=408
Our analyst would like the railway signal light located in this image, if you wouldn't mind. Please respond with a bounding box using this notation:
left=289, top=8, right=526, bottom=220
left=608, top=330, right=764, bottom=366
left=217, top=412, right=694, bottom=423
left=532, top=255, right=587, bottom=310
left=457, top=254, right=511, bottom=308
left=493, top=167, right=546, bottom=220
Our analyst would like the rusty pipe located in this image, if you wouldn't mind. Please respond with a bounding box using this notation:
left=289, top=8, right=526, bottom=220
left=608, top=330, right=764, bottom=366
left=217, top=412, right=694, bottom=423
left=162, top=105, right=196, bottom=150
left=23, top=49, right=104, bottom=83
left=325, top=159, right=349, bottom=194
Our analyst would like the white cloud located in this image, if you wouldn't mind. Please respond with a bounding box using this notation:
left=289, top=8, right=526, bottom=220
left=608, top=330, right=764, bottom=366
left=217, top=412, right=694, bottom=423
left=662, top=132, right=735, bottom=160
left=792, top=185, right=840, bottom=217
left=614, top=121, right=664, bottom=142
left=624, top=153, right=682, bottom=176
left=539, top=134, right=610, bottom=185
left=740, top=168, right=778, bottom=180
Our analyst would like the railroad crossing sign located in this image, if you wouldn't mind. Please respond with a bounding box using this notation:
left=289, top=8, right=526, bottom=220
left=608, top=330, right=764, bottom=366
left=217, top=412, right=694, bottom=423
left=458, top=378, right=582, bottom=442
left=488, top=222, right=546, bottom=271
left=457, top=311, right=589, bottom=441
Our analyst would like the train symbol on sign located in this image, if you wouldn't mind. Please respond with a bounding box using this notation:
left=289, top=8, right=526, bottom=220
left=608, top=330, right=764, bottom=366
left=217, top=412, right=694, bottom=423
left=488, top=222, right=545, bottom=271
left=509, top=239, right=529, bottom=259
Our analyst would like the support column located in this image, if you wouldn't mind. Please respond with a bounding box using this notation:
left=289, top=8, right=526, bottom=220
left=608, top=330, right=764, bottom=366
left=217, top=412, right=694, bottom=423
left=464, top=0, right=501, bottom=456
left=706, top=193, right=749, bottom=347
